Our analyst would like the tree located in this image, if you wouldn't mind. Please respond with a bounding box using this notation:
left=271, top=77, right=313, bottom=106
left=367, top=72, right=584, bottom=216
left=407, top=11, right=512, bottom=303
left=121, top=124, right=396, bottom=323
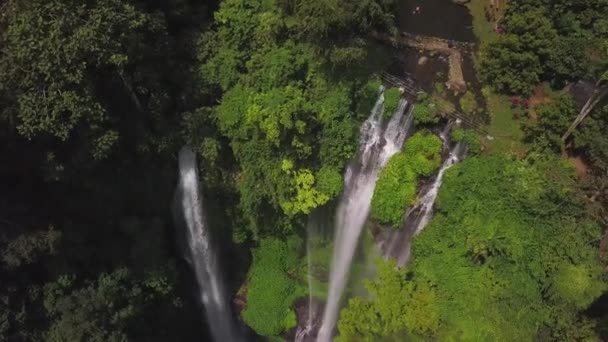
left=524, top=94, right=576, bottom=152
left=43, top=268, right=176, bottom=341
left=573, top=103, right=608, bottom=171
left=479, top=9, right=558, bottom=94
left=336, top=260, right=440, bottom=341
left=480, top=36, right=543, bottom=95
left=0, top=0, right=172, bottom=160
left=199, top=0, right=397, bottom=238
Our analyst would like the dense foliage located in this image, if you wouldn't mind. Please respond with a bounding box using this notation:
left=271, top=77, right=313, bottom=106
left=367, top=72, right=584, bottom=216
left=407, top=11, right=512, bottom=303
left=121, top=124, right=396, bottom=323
left=336, top=260, right=438, bottom=342
left=0, top=0, right=398, bottom=336
left=479, top=0, right=607, bottom=94
left=44, top=268, right=177, bottom=341
left=524, top=94, right=576, bottom=152
left=199, top=0, right=397, bottom=239
left=241, top=238, right=303, bottom=337
left=412, top=92, right=440, bottom=125
left=340, top=155, right=606, bottom=340
left=371, top=132, right=442, bottom=226
left=0, top=0, right=606, bottom=340
left=383, top=87, right=402, bottom=118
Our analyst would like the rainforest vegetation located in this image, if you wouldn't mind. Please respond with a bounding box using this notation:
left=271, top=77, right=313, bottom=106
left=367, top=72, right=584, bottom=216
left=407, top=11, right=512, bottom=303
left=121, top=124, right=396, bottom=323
left=0, top=0, right=607, bottom=341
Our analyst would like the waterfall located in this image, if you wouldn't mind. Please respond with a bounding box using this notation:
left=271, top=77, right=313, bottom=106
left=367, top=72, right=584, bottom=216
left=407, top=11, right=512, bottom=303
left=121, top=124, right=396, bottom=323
left=294, top=226, right=315, bottom=342
left=412, top=141, right=466, bottom=236
left=316, top=92, right=413, bottom=342
left=175, top=146, right=238, bottom=342
left=382, top=123, right=467, bottom=268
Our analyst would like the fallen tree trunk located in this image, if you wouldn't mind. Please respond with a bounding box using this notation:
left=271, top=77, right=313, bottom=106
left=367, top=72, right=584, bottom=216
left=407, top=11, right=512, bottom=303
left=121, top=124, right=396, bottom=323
left=561, top=82, right=608, bottom=142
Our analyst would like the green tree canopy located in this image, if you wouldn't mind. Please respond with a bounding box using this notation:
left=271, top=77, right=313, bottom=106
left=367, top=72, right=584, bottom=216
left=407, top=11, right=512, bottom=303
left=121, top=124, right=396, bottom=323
left=198, top=0, right=396, bottom=238
left=0, top=0, right=173, bottom=159
left=241, top=237, right=304, bottom=337
left=339, top=155, right=606, bottom=341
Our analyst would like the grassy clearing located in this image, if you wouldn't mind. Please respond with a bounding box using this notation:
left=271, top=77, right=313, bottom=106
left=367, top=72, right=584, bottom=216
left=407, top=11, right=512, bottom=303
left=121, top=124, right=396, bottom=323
left=466, top=0, right=525, bottom=155
left=466, top=0, right=501, bottom=45
left=484, top=89, right=525, bottom=155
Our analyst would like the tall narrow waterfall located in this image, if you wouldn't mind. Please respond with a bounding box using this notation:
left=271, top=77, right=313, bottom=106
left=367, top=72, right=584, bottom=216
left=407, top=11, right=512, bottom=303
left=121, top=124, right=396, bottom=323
left=317, top=92, right=413, bottom=342
left=175, top=146, right=238, bottom=342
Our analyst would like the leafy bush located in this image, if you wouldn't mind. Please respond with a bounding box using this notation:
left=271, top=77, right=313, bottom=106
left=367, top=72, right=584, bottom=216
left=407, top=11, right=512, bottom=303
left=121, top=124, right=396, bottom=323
left=459, top=91, right=478, bottom=114
left=524, top=95, right=576, bottom=153
left=383, top=87, right=402, bottom=118
left=280, top=166, right=330, bottom=217
left=336, top=260, right=440, bottom=342
left=242, top=238, right=302, bottom=336
left=403, top=132, right=443, bottom=176
left=413, top=93, right=439, bottom=125
left=371, top=153, right=418, bottom=225
left=358, top=78, right=383, bottom=117
left=463, top=131, right=481, bottom=155
left=479, top=10, right=557, bottom=95
left=315, top=166, right=344, bottom=199
left=434, top=82, right=445, bottom=95
left=371, top=132, right=442, bottom=226
left=44, top=268, right=174, bottom=341
left=549, top=264, right=605, bottom=309
left=451, top=127, right=465, bottom=142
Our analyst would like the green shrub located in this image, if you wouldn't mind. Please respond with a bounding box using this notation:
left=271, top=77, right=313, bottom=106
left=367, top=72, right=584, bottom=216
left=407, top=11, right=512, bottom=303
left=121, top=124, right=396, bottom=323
left=434, top=82, right=445, bottom=95
left=371, top=153, right=418, bottom=226
left=358, top=78, right=383, bottom=116
left=242, top=238, right=301, bottom=336
left=452, top=128, right=465, bottom=142
left=414, top=93, right=439, bottom=124
left=371, top=132, right=443, bottom=226
left=459, top=91, right=478, bottom=114
left=403, top=132, right=443, bottom=176
left=549, top=264, right=605, bottom=309
left=315, top=166, right=344, bottom=199
left=463, top=131, right=481, bottom=155
left=383, top=87, right=401, bottom=118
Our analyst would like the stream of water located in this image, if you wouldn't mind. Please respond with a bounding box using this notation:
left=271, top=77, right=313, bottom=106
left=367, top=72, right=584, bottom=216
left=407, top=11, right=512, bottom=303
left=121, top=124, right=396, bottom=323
left=381, top=123, right=467, bottom=267
left=316, top=91, right=413, bottom=342
left=176, top=146, right=239, bottom=342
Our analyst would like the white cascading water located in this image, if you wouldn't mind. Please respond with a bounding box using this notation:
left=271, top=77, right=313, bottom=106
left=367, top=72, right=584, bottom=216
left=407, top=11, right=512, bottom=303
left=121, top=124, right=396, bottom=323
left=412, top=140, right=466, bottom=236
left=176, top=146, right=238, bottom=342
left=294, top=229, right=315, bottom=342
left=383, top=123, right=467, bottom=267
left=317, top=90, right=413, bottom=342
